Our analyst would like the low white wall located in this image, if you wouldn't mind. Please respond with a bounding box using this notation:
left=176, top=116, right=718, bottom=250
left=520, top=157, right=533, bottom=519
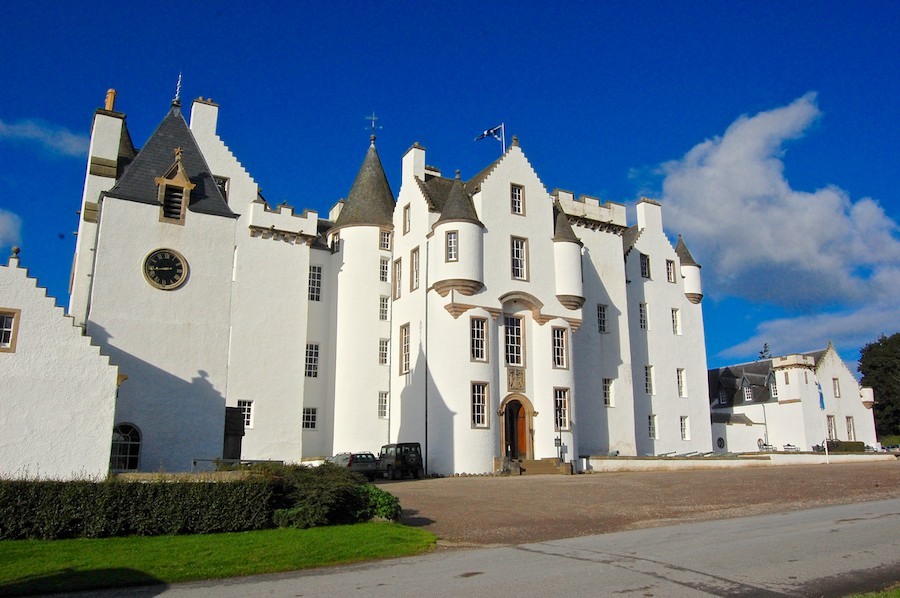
left=582, top=452, right=896, bottom=472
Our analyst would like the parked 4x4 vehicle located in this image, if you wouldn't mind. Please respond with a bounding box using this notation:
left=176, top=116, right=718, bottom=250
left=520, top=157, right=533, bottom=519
left=326, top=452, right=378, bottom=480
left=377, top=443, right=424, bottom=479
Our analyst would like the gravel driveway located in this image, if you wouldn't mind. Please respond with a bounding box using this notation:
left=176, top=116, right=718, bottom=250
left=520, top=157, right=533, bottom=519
left=381, top=461, right=900, bottom=547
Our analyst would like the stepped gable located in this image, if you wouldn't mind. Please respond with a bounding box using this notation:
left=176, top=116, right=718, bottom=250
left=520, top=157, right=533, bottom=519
left=418, top=175, right=454, bottom=212
left=436, top=172, right=482, bottom=226
left=332, top=138, right=395, bottom=230
left=622, top=225, right=643, bottom=255
left=552, top=202, right=582, bottom=245
left=106, top=102, right=235, bottom=218
left=675, top=235, right=700, bottom=267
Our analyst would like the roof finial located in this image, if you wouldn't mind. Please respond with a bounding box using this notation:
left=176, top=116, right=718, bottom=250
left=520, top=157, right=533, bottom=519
left=173, top=72, right=183, bottom=106
left=455, top=169, right=461, bottom=180
left=365, top=111, right=382, bottom=144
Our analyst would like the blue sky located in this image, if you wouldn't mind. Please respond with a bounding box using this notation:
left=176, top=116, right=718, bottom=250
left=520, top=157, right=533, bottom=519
left=1, top=1, right=897, bottom=370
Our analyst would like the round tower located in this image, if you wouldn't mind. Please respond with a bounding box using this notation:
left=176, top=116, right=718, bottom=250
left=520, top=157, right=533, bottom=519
left=675, top=235, right=703, bottom=304
left=431, top=171, right=484, bottom=297
left=552, top=203, right=584, bottom=309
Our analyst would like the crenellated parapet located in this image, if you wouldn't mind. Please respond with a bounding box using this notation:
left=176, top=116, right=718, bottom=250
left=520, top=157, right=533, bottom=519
left=247, top=200, right=319, bottom=244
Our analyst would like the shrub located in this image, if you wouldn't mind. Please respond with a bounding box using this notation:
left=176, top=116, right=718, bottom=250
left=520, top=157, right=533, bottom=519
left=825, top=440, right=866, bottom=453
left=365, top=484, right=402, bottom=521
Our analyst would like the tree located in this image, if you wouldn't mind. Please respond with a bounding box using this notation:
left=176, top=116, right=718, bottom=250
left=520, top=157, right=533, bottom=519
left=757, top=343, right=772, bottom=360
left=858, top=333, right=900, bottom=437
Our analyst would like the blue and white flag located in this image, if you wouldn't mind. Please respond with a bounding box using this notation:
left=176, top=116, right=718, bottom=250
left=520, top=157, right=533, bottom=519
left=817, top=383, right=825, bottom=410
left=475, top=125, right=503, bottom=142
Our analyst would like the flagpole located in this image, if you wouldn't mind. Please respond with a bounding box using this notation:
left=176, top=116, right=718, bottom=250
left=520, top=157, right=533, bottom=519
left=501, top=123, right=506, bottom=154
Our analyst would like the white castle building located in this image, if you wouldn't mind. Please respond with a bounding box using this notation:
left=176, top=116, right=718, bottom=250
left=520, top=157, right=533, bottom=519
left=4, top=89, right=713, bottom=477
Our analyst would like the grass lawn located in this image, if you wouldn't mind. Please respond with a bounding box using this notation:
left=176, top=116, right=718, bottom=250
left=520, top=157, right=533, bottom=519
left=0, top=523, right=436, bottom=596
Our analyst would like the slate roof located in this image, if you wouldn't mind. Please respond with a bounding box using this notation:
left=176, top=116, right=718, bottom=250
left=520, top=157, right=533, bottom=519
left=332, top=140, right=395, bottom=230
left=675, top=235, right=700, bottom=267
left=708, top=359, right=776, bottom=405
left=552, top=203, right=582, bottom=245
left=465, top=154, right=503, bottom=194
left=622, top=225, right=642, bottom=254
left=711, top=412, right=756, bottom=425
left=418, top=175, right=455, bottom=212
left=435, top=173, right=482, bottom=226
left=105, top=103, right=235, bottom=218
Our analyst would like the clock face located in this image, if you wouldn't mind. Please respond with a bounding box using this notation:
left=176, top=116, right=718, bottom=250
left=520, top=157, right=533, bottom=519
left=143, top=249, right=188, bottom=290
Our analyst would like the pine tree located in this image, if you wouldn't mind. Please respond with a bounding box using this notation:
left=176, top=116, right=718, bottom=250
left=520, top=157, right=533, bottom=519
left=757, top=343, right=771, bottom=360
left=858, top=333, right=900, bottom=437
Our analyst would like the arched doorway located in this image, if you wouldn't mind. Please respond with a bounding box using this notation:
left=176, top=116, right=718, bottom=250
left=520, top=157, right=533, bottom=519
left=500, top=395, right=534, bottom=460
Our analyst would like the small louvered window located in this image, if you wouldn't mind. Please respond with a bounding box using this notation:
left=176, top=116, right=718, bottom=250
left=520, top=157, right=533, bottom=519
left=162, top=185, right=185, bottom=219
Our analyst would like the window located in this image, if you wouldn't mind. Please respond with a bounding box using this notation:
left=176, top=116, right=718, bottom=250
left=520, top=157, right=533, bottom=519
left=603, top=378, right=613, bottom=407
left=680, top=416, right=690, bottom=440
left=639, top=303, right=648, bottom=330
left=743, top=386, right=753, bottom=402
left=446, top=231, right=458, bottom=262
left=332, top=231, right=340, bottom=249
left=677, top=368, right=686, bottom=397
left=380, top=230, right=392, bottom=251
left=511, top=237, right=528, bottom=280
left=597, top=304, right=608, bottom=333
left=644, top=365, right=654, bottom=395
left=648, top=414, right=658, bottom=439
left=378, top=392, right=389, bottom=419
left=552, top=327, right=568, bottom=369
left=156, top=149, right=194, bottom=223
left=403, top=204, right=410, bottom=234
left=804, top=371, right=809, bottom=384
left=305, top=343, right=319, bottom=378
left=470, top=317, right=487, bottom=362
left=380, top=257, right=389, bottom=282
left=472, top=382, right=488, bottom=428
left=214, top=175, right=229, bottom=202
left=393, top=258, right=402, bottom=299
left=640, top=253, right=651, bottom=278
left=161, top=184, right=187, bottom=220
left=379, top=339, right=389, bottom=365
left=237, top=400, right=253, bottom=429
left=554, top=388, right=569, bottom=431
left=379, top=296, right=389, bottom=321
left=671, top=308, right=681, bottom=335
left=666, top=259, right=676, bottom=283
left=510, top=184, right=524, bottom=215
left=784, top=371, right=790, bottom=385
left=826, top=415, right=836, bottom=440
left=308, top=265, right=322, bottom=301
left=302, top=408, right=317, bottom=430
left=504, top=315, right=523, bottom=366
left=718, top=389, right=728, bottom=405
left=770, top=379, right=779, bottom=398
left=410, top=247, right=420, bottom=291
left=846, top=416, right=855, bottom=441
left=832, top=378, right=841, bottom=398
left=0, top=309, right=20, bottom=352
left=399, top=323, right=410, bottom=374
left=110, top=424, right=141, bottom=471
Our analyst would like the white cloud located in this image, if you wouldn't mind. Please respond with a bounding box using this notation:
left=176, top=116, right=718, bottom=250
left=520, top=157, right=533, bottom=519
left=0, top=209, right=22, bottom=247
left=659, top=93, right=900, bottom=363
left=0, top=118, right=89, bottom=157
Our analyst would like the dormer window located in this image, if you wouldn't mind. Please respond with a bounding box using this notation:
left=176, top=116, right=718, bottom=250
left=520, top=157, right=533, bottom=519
left=213, top=175, right=229, bottom=202
left=155, top=147, right=195, bottom=224
left=743, top=386, right=753, bottom=402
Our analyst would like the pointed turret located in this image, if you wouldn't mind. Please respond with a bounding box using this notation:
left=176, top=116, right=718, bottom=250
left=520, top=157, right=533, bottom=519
left=675, top=235, right=703, bottom=304
left=431, top=171, right=484, bottom=297
left=331, top=137, right=395, bottom=232
left=552, top=203, right=584, bottom=309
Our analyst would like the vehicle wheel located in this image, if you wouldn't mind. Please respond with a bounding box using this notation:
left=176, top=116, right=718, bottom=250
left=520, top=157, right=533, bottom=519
left=415, top=467, right=424, bottom=479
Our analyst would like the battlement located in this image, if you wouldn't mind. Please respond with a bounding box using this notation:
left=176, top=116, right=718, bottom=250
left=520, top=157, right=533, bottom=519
left=772, top=354, right=816, bottom=369
left=248, top=199, right=319, bottom=238
left=553, top=189, right=627, bottom=227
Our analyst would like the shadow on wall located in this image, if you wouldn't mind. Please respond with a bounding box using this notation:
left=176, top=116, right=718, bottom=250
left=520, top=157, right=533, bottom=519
left=86, top=323, right=227, bottom=473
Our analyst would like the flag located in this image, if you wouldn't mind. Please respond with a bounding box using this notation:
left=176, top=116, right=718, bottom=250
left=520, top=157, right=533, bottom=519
left=817, top=383, right=825, bottom=410
left=475, top=125, right=503, bottom=142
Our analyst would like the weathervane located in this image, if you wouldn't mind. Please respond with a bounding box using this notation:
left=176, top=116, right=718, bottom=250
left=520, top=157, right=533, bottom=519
left=365, top=111, right=383, bottom=137
left=174, top=72, right=183, bottom=104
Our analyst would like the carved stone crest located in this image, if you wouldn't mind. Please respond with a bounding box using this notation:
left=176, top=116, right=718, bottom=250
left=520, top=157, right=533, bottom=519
left=507, top=368, right=525, bottom=392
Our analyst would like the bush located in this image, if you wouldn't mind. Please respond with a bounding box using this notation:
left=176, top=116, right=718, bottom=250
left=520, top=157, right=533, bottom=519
left=270, top=463, right=370, bottom=529
left=825, top=440, right=866, bottom=453
left=365, top=484, right=402, bottom=520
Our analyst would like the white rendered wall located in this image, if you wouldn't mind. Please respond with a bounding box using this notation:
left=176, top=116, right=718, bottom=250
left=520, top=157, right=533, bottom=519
left=815, top=348, right=878, bottom=447
left=86, top=200, right=234, bottom=471
left=331, top=226, right=391, bottom=454
left=629, top=200, right=712, bottom=455
left=1, top=257, right=118, bottom=479
left=430, top=220, right=483, bottom=288
left=553, top=240, right=583, bottom=300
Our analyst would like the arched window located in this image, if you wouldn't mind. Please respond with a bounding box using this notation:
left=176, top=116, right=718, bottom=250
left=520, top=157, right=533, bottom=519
left=110, top=424, right=141, bottom=471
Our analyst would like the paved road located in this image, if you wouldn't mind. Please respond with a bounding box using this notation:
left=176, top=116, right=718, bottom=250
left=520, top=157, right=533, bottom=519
left=94, top=498, right=900, bottom=598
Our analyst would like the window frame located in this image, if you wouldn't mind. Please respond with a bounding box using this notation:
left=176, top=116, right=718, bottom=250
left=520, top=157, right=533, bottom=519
left=552, top=327, right=568, bottom=369
left=378, top=391, right=389, bottom=419
left=671, top=308, right=681, bottom=335
left=639, top=303, right=648, bottom=330
left=680, top=415, right=690, bottom=440
left=511, top=237, right=529, bottom=280
left=826, top=414, right=836, bottom=440
left=308, top=265, right=322, bottom=302
left=410, top=247, right=420, bottom=291
left=379, top=257, right=389, bottom=283
left=597, top=304, right=608, bottom=334
left=379, top=229, right=392, bottom=251
left=648, top=414, right=658, bottom=439
left=644, top=365, right=654, bottom=395
left=393, top=258, right=402, bottom=299
left=554, top=387, right=570, bottom=431
left=504, top=315, right=524, bottom=367
left=832, top=378, right=841, bottom=398
left=110, top=423, right=141, bottom=471
left=399, top=323, right=411, bottom=375
left=676, top=368, right=686, bottom=397
left=305, top=343, right=319, bottom=378
left=603, top=378, right=613, bottom=407
left=402, top=204, right=411, bottom=234
left=666, top=259, right=676, bottom=283
left=0, top=308, right=21, bottom=353
left=302, top=407, right=318, bottom=430
left=510, top=183, right=525, bottom=215
left=471, top=382, right=489, bottom=428
left=378, top=338, right=389, bottom=365
left=379, top=296, right=389, bottom=321
left=237, top=400, right=253, bottom=429
left=445, top=230, right=459, bottom=262
left=743, top=386, right=753, bottom=402
left=639, top=253, right=651, bottom=279
left=470, top=317, right=488, bottom=362
left=846, top=416, right=855, bottom=441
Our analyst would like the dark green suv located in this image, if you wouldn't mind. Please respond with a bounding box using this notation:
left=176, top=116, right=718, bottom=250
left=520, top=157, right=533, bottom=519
left=377, top=443, right=424, bottom=479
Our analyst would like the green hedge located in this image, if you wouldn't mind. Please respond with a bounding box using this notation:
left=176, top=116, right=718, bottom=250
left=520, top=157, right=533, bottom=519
left=825, top=440, right=866, bottom=452
left=0, top=463, right=402, bottom=540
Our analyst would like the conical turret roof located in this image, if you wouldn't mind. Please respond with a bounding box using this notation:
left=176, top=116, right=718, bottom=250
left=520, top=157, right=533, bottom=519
left=436, top=172, right=482, bottom=227
left=552, top=203, right=582, bottom=245
left=675, top=235, right=700, bottom=267
left=333, top=139, right=395, bottom=230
